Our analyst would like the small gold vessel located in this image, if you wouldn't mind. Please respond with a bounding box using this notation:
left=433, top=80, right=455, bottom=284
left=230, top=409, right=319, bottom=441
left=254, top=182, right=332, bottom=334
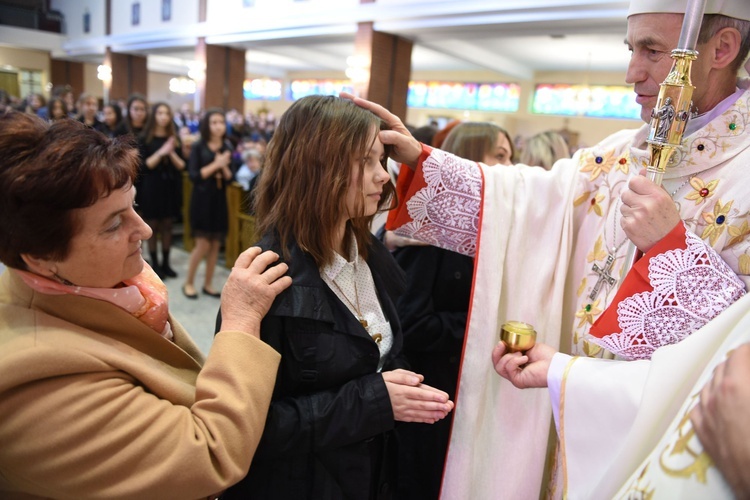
left=500, top=321, right=536, bottom=353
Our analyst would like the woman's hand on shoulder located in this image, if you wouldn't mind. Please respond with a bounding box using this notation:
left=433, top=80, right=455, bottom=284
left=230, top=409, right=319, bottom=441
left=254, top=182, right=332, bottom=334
left=382, top=369, right=454, bottom=424
left=219, top=247, right=292, bottom=336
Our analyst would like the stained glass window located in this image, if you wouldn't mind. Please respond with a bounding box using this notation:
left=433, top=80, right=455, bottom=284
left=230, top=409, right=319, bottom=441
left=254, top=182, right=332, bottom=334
left=244, top=78, right=283, bottom=101
left=407, top=81, right=520, bottom=112
left=288, top=79, right=354, bottom=101
left=532, top=83, right=641, bottom=120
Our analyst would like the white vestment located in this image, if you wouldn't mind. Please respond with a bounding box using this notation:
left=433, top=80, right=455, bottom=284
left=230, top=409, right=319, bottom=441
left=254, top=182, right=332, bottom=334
left=561, top=293, right=750, bottom=498
left=391, top=84, right=750, bottom=498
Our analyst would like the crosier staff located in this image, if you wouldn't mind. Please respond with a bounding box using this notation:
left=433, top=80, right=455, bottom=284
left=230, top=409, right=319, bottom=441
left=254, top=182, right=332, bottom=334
left=621, top=0, right=707, bottom=275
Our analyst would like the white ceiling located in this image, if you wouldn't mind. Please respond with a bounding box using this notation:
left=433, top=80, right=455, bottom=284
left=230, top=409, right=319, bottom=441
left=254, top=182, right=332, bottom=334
left=133, top=1, right=634, bottom=80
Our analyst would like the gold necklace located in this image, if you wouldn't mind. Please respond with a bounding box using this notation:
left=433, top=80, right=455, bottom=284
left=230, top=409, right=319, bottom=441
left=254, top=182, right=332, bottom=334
left=330, top=275, right=383, bottom=344
left=331, top=277, right=367, bottom=328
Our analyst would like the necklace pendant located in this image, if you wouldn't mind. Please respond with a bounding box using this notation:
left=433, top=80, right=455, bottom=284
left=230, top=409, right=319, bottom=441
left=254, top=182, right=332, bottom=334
left=359, top=318, right=368, bottom=328
left=371, top=333, right=382, bottom=344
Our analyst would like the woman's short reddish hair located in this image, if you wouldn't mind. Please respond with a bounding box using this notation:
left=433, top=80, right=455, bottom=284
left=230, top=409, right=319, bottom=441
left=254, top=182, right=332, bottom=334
left=0, top=111, right=139, bottom=269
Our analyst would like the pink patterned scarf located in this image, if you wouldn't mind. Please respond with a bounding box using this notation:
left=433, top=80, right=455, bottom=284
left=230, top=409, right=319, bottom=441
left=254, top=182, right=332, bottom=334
left=15, top=263, right=173, bottom=340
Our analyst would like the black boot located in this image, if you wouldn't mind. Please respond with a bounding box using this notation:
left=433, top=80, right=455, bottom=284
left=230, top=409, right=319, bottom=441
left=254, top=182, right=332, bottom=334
left=161, top=249, right=177, bottom=278
left=150, top=251, right=165, bottom=279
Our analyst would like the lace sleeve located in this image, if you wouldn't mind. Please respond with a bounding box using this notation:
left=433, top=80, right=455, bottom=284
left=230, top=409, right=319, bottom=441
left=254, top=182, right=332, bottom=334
left=591, top=227, right=746, bottom=360
left=393, top=148, right=482, bottom=256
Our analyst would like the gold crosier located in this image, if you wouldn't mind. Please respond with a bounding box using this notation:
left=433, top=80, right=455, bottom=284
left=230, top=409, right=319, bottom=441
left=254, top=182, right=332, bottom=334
left=619, top=0, right=708, bottom=278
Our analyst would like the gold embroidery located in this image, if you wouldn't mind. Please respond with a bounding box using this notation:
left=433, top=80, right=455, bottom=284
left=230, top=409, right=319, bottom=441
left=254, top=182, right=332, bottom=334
left=684, top=177, right=719, bottom=205
left=619, top=462, right=655, bottom=499
left=701, top=199, right=733, bottom=246
left=575, top=299, right=602, bottom=328
left=587, top=237, right=607, bottom=263
left=588, top=193, right=605, bottom=216
left=582, top=340, right=602, bottom=357
left=573, top=190, right=593, bottom=207
left=739, top=254, right=750, bottom=275
left=577, top=278, right=587, bottom=298
left=658, top=395, right=714, bottom=483
left=727, top=220, right=750, bottom=248
left=559, top=357, right=579, bottom=498
left=580, top=150, right=615, bottom=181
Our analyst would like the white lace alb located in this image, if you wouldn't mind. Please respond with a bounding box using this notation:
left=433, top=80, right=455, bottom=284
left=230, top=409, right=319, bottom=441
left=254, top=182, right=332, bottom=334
left=590, top=227, right=746, bottom=360
left=397, top=149, right=482, bottom=257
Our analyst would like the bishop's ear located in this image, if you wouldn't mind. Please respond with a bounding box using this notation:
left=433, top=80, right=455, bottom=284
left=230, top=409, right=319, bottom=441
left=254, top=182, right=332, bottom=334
left=709, top=27, right=742, bottom=70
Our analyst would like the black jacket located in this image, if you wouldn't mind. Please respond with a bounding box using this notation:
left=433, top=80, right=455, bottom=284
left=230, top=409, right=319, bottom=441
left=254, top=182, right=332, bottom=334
left=223, top=232, right=408, bottom=500
left=392, top=244, right=473, bottom=500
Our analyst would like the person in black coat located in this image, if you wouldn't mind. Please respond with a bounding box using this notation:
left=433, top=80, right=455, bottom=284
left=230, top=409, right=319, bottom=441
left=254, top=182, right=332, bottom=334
left=220, top=95, right=454, bottom=500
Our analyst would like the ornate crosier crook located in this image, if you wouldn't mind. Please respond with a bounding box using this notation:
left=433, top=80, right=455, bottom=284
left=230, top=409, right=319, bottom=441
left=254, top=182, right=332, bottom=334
left=620, top=0, right=708, bottom=277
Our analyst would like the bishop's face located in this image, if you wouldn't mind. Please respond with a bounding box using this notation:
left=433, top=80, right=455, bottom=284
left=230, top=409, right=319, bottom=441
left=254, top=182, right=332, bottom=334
left=625, top=12, right=717, bottom=123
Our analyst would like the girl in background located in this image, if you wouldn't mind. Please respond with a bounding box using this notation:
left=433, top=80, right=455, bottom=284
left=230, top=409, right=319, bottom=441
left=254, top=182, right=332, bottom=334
left=76, top=93, right=105, bottom=133
left=115, top=93, right=148, bottom=138
left=183, top=108, right=234, bottom=299
left=138, top=102, right=185, bottom=278
left=46, top=97, right=68, bottom=122
left=102, top=102, right=123, bottom=138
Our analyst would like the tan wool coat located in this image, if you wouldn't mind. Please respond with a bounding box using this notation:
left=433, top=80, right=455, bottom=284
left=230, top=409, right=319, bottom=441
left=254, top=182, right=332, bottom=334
left=0, top=269, right=280, bottom=500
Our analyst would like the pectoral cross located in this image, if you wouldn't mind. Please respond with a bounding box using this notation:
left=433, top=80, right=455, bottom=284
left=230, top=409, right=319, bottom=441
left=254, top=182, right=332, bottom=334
left=589, top=254, right=617, bottom=300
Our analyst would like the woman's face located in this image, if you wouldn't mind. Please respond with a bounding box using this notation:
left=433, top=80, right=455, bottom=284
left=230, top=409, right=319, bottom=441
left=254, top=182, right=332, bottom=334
left=155, top=105, right=172, bottom=128
left=208, top=113, right=226, bottom=139
left=51, top=101, right=65, bottom=119
left=129, top=99, right=147, bottom=127
left=29, top=94, right=42, bottom=110
left=81, top=97, right=98, bottom=120
left=49, top=185, right=153, bottom=288
left=103, top=106, right=118, bottom=127
left=483, top=132, right=513, bottom=167
left=345, top=128, right=389, bottom=221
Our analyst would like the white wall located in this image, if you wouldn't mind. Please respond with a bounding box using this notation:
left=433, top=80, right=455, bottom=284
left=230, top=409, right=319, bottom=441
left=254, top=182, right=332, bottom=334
left=205, top=0, right=358, bottom=24
left=51, top=0, right=106, bottom=37
left=110, top=0, right=199, bottom=35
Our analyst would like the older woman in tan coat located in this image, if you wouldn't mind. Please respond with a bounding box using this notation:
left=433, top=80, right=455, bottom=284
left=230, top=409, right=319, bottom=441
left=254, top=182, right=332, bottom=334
left=0, top=112, right=291, bottom=499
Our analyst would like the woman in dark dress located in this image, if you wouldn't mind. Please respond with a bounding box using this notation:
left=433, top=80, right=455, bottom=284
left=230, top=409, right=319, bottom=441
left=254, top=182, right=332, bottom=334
left=183, top=108, right=235, bottom=299
left=115, top=93, right=148, bottom=138
left=221, top=95, right=454, bottom=500
left=137, top=102, right=185, bottom=278
left=101, top=102, right=123, bottom=138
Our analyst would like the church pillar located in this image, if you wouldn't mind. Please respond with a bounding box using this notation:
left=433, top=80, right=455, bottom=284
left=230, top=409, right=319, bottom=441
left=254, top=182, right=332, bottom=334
left=50, top=59, right=84, bottom=96
left=107, top=49, right=147, bottom=102
left=352, top=21, right=413, bottom=121
left=203, top=44, right=245, bottom=112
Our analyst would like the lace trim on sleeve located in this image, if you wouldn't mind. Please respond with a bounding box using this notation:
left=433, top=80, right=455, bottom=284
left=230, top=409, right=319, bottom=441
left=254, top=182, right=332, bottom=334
left=591, top=229, right=746, bottom=360
left=395, top=148, right=482, bottom=256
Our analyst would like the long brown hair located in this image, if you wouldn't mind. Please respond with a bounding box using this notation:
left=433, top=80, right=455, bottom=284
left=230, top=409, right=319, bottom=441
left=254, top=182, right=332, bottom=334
left=442, top=122, right=514, bottom=162
left=141, top=101, right=179, bottom=145
left=254, top=95, right=395, bottom=266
